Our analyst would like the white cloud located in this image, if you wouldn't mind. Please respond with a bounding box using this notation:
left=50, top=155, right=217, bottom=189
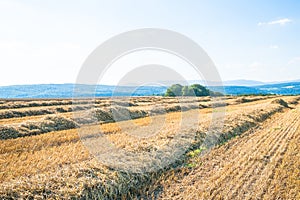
left=258, top=18, right=292, bottom=26
left=257, top=22, right=265, bottom=26
left=269, top=18, right=292, bottom=25
left=269, top=45, right=279, bottom=49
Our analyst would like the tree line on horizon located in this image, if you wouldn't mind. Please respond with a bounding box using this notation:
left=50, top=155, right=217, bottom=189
left=164, top=84, right=223, bottom=97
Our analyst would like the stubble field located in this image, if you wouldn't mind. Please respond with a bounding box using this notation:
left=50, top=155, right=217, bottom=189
left=0, top=95, right=299, bottom=199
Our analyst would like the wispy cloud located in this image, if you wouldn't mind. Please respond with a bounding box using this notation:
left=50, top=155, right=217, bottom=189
left=269, top=45, right=279, bottom=49
left=258, top=18, right=292, bottom=26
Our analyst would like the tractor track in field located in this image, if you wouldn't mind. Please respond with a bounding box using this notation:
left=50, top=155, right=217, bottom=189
left=222, top=109, right=299, bottom=199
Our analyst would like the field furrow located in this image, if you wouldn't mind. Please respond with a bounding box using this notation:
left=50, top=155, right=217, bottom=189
left=157, top=100, right=300, bottom=200
left=263, top=124, right=300, bottom=199
left=228, top=111, right=300, bottom=199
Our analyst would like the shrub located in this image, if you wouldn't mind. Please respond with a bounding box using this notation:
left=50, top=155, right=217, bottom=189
left=165, top=83, right=222, bottom=97
left=165, top=84, right=183, bottom=97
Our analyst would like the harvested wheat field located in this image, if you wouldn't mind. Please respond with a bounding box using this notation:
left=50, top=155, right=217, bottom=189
left=0, top=95, right=299, bottom=199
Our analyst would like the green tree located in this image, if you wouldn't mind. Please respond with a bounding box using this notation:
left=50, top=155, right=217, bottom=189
left=165, top=84, right=183, bottom=96
left=182, top=86, right=195, bottom=96
left=189, top=84, right=210, bottom=96
left=165, top=83, right=222, bottom=97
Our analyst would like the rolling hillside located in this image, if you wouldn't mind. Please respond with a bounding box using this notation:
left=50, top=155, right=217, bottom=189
left=0, top=82, right=300, bottom=98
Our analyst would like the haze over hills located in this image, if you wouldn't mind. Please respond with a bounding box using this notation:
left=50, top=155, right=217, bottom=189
left=0, top=80, right=300, bottom=98
left=222, top=79, right=265, bottom=86
left=222, top=79, right=300, bottom=86
left=189, top=79, right=300, bottom=87
left=158, top=79, right=300, bottom=87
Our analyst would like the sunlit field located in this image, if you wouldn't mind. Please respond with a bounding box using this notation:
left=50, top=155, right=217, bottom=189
left=0, top=96, right=299, bottom=199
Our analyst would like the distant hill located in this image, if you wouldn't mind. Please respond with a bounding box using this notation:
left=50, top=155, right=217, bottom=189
left=209, top=82, right=300, bottom=96
left=0, top=84, right=167, bottom=98
left=189, top=79, right=300, bottom=87
left=222, top=79, right=265, bottom=86
left=254, top=82, right=300, bottom=95
left=0, top=82, right=300, bottom=98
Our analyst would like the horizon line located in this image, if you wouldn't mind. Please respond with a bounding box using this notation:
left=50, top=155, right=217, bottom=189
left=0, top=78, right=300, bottom=88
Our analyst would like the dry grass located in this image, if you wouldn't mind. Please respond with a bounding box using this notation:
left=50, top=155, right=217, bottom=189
left=235, top=96, right=272, bottom=104
left=156, top=98, right=300, bottom=200
left=0, top=96, right=298, bottom=199
left=0, top=116, right=79, bottom=139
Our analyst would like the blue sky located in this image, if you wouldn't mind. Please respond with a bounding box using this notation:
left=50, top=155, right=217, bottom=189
left=0, top=0, right=299, bottom=86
